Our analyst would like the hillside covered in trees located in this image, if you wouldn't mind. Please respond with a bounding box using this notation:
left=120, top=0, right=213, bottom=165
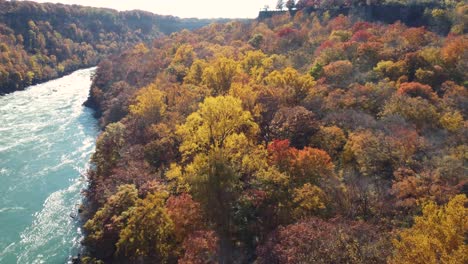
left=0, top=0, right=217, bottom=94
left=80, top=0, right=468, bottom=263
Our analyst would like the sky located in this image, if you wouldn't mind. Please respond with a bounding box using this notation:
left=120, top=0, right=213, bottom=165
left=28, top=0, right=281, bottom=18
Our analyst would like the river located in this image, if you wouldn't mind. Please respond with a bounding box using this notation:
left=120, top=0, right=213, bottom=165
left=0, top=68, right=98, bottom=263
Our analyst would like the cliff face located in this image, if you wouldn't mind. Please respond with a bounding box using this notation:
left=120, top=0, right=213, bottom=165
left=259, top=3, right=451, bottom=34
left=350, top=3, right=443, bottom=27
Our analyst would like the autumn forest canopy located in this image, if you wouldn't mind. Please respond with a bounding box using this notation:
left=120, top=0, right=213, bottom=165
left=0, top=0, right=217, bottom=94
left=77, top=0, right=468, bottom=263
left=2, top=0, right=467, bottom=263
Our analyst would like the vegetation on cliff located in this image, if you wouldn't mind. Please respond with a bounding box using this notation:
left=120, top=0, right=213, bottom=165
left=82, top=1, right=467, bottom=263
left=0, top=0, right=216, bottom=94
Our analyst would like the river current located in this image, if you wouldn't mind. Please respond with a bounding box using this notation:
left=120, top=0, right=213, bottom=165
left=0, top=68, right=98, bottom=263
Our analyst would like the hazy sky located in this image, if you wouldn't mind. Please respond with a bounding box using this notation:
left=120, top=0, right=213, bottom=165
left=29, top=0, right=281, bottom=18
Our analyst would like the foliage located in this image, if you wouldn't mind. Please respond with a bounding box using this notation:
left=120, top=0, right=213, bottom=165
left=91, top=122, right=126, bottom=176
left=80, top=4, right=468, bottom=263
left=269, top=106, right=318, bottom=148
left=177, top=96, right=258, bottom=159
left=179, top=230, right=219, bottom=264
left=83, top=184, right=139, bottom=259
left=257, top=217, right=391, bottom=264
left=116, top=191, right=176, bottom=263
left=0, top=0, right=214, bottom=94
left=129, top=83, right=167, bottom=124
left=391, top=195, right=468, bottom=264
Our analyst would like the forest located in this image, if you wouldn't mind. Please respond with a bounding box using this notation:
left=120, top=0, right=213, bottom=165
left=0, top=0, right=216, bottom=94
left=77, top=0, right=468, bottom=263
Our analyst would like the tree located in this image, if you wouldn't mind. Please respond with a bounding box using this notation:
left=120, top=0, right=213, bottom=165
left=391, top=195, right=468, bottom=264
left=267, top=140, right=335, bottom=184
left=248, top=34, right=264, bottom=49
left=257, top=217, right=390, bottom=264
left=309, top=62, right=324, bottom=79
left=176, top=96, right=260, bottom=263
left=187, top=151, right=239, bottom=264
left=179, top=230, right=218, bottom=264
left=288, top=146, right=336, bottom=185
left=397, top=82, right=438, bottom=102
left=323, top=60, right=353, bottom=87
left=439, top=111, right=464, bottom=132
left=169, top=44, right=196, bottom=82
left=83, top=184, right=139, bottom=260
left=292, top=183, right=327, bottom=218
left=172, top=44, right=196, bottom=68
left=202, top=57, right=238, bottom=95
left=310, top=126, right=347, bottom=158
left=261, top=140, right=336, bottom=222
left=343, top=130, right=394, bottom=178
left=264, top=67, right=316, bottom=105
left=373, top=60, right=408, bottom=81
left=381, top=95, right=440, bottom=130
left=129, top=83, right=167, bottom=125
left=166, top=193, right=203, bottom=242
left=390, top=167, right=462, bottom=212
left=276, top=0, right=285, bottom=10
left=91, top=122, right=126, bottom=176
left=177, top=96, right=258, bottom=159
left=116, top=191, right=176, bottom=263
left=269, top=106, right=319, bottom=148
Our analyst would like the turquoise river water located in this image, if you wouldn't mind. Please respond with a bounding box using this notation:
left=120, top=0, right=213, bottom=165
left=0, top=68, right=98, bottom=263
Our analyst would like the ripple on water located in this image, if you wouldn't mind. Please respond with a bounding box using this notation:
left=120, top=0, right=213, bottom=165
left=0, top=68, right=98, bottom=264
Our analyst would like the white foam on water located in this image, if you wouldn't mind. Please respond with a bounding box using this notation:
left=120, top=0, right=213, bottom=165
left=0, top=207, right=26, bottom=213
left=0, top=67, right=98, bottom=264
left=17, top=177, right=86, bottom=264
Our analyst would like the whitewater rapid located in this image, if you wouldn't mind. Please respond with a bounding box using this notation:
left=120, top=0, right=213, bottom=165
left=0, top=68, right=98, bottom=263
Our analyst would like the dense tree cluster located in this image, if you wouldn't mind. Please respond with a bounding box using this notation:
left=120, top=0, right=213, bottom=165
left=291, top=0, right=465, bottom=9
left=0, top=0, right=216, bottom=94
left=81, top=2, right=467, bottom=264
left=274, top=0, right=467, bottom=35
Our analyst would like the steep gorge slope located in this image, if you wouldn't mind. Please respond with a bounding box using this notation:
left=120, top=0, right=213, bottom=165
left=0, top=0, right=216, bottom=94
left=81, top=2, right=467, bottom=263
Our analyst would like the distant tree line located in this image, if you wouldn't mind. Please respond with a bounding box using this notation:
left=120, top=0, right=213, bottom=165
left=274, top=0, right=465, bottom=10
left=0, top=0, right=215, bottom=94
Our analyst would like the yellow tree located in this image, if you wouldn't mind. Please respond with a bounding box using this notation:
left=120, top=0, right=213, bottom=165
left=92, top=122, right=126, bottom=176
left=176, top=95, right=259, bottom=263
left=172, top=44, right=196, bottom=68
left=169, top=44, right=196, bottom=82
left=116, top=191, right=175, bottom=263
left=391, top=194, right=468, bottom=264
left=83, top=184, right=139, bottom=259
left=264, top=67, right=316, bottom=105
left=201, top=57, right=239, bottom=95
left=129, top=83, right=166, bottom=125
left=184, top=59, right=207, bottom=86
left=177, top=95, right=258, bottom=159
